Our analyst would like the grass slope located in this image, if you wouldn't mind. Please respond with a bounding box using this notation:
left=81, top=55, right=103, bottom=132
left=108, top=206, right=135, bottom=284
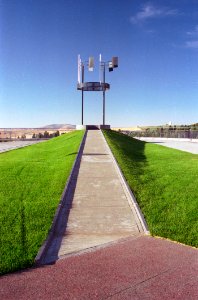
left=103, top=130, right=198, bottom=247
left=0, top=130, right=84, bottom=274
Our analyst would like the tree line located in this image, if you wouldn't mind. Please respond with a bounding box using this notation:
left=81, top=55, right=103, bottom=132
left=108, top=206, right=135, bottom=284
left=32, top=130, right=60, bottom=139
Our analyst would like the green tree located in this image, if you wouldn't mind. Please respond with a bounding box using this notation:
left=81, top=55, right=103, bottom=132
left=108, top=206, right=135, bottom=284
left=54, top=130, right=60, bottom=137
left=43, top=131, right=50, bottom=138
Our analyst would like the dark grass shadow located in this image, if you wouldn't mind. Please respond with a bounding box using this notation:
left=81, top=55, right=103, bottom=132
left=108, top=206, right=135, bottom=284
left=106, top=131, right=147, bottom=177
left=20, top=198, right=27, bottom=259
left=65, top=152, right=78, bottom=156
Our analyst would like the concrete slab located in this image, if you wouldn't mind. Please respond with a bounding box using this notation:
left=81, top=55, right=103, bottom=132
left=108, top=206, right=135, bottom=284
left=72, top=194, right=128, bottom=207
left=58, top=233, right=139, bottom=256
left=81, top=154, right=112, bottom=163
left=76, top=162, right=118, bottom=178
left=40, top=130, right=143, bottom=264
left=65, top=207, right=139, bottom=233
left=73, top=178, right=125, bottom=196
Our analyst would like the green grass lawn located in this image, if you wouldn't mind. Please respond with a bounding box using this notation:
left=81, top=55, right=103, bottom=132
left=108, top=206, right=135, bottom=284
left=0, top=130, right=84, bottom=274
left=103, top=130, right=198, bottom=247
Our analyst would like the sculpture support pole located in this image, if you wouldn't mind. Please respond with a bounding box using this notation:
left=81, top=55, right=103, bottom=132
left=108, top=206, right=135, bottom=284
left=103, top=64, right=105, bottom=125
left=82, top=90, right=84, bottom=125
left=103, top=91, right=105, bottom=125
left=81, top=65, right=84, bottom=125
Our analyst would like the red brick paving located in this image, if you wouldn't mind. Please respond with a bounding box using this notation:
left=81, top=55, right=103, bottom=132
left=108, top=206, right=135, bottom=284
left=1, top=236, right=197, bottom=300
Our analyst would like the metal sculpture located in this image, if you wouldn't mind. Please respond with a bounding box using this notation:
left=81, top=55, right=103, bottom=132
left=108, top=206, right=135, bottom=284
left=77, top=55, right=118, bottom=126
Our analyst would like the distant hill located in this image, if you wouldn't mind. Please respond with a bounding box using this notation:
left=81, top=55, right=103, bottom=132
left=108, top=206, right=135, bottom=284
left=112, top=126, right=142, bottom=131
left=41, top=124, right=76, bottom=129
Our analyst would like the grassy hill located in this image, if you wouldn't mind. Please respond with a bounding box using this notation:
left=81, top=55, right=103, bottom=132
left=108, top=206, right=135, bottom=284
left=0, top=130, right=84, bottom=274
left=103, top=130, right=198, bottom=248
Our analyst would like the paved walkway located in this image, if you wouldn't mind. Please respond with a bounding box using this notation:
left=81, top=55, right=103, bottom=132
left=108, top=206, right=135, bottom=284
left=1, top=236, right=197, bottom=299
left=136, top=137, right=198, bottom=154
left=0, top=140, right=45, bottom=153
left=41, top=130, right=144, bottom=264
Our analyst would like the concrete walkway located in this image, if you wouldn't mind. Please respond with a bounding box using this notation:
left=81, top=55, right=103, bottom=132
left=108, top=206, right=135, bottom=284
left=136, top=137, right=198, bottom=154
left=41, top=130, right=144, bottom=264
left=0, top=140, right=45, bottom=153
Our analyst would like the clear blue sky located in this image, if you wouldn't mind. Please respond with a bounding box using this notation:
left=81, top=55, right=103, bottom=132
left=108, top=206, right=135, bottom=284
left=1, top=0, right=198, bottom=127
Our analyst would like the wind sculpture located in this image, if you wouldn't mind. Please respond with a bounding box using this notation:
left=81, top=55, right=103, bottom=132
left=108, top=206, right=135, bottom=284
left=77, top=55, right=118, bottom=129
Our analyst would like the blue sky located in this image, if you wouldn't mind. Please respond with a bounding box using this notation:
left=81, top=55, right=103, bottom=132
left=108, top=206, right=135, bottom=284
left=0, top=0, right=198, bottom=127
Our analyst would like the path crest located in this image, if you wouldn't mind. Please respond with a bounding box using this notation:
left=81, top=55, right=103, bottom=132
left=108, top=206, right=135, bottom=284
left=41, top=130, right=144, bottom=264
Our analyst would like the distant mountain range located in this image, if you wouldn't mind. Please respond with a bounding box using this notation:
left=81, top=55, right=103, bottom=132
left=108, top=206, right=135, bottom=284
left=41, top=124, right=76, bottom=129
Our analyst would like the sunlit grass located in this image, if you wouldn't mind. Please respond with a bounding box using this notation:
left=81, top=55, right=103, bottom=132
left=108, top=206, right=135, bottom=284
left=0, top=130, right=84, bottom=274
left=103, top=130, right=198, bottom=247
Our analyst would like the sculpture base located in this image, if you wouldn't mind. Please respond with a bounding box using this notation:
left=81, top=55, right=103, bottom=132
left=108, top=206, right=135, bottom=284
left=76, top=125, right=87, bottom=130
left=76, top=125, right=111, bottom=130
left=99, top=125, right=111, bottom=130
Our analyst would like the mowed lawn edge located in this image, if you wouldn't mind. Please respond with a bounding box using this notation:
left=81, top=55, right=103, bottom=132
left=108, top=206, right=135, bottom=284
left=103, top=130, right=198, bottom=248
left=0, top=130, right=84, bottom=275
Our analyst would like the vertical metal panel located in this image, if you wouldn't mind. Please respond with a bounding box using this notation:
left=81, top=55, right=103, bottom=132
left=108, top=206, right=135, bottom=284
left=88, top=57, right=94, bottom=71
left=112, top=56, right=118, bottom=68
left=78, top=55, right=81, bottom=83
left=109, top=61, right=113, bottom=72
